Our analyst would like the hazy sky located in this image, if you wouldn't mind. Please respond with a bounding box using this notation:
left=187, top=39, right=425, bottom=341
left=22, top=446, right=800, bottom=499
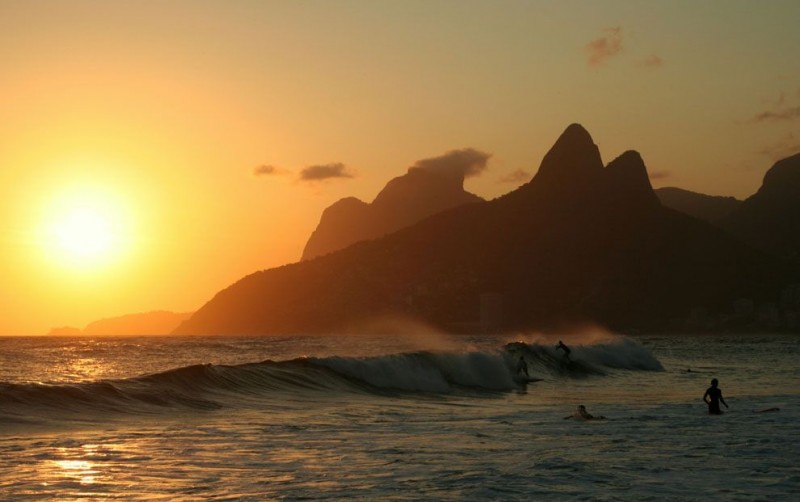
left=1, top=0, right=799, bottom=334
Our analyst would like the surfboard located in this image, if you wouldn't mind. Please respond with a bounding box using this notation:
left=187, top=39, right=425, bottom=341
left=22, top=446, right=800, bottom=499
left=754, top=407, right=780, bottom=413
left=513, top=375, right=542, bottom=384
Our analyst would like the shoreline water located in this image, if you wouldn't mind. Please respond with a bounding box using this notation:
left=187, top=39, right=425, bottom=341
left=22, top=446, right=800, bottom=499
left=1, top=333, right=798, bottom=500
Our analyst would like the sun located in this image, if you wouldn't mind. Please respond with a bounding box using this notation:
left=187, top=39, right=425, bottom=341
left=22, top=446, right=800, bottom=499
left=53, top=206, right=115, bottom=259
left=41, top=185, right=131, bottom=269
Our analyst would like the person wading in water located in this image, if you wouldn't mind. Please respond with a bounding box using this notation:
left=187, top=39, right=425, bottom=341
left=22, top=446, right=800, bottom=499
left=703, top=378, right=729, bottom=415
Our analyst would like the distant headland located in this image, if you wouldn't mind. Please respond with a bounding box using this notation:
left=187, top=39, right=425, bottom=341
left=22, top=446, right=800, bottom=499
left=48, top=311, right=192, bottom=336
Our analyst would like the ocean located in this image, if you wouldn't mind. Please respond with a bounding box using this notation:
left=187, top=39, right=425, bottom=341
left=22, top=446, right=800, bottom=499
left=1, top=331, right=798, bottom=500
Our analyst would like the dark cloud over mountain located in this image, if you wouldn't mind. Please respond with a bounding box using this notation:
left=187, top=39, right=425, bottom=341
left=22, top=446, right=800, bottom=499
left=299, top=163, right=355, bottom=181
left=408, top=148, right=491, bottom=179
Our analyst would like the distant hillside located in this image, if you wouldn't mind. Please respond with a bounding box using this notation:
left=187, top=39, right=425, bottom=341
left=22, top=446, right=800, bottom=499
left=46, top=326, right=83, bottom=336
left=655, top=187, right=741, bottom=223
left=721, top=153, right=800, bottom=267
left=175, top=124, right=795, bottom=335
left=79, top=311, right=193, bottom=336
left=301, top=148, right=486, bottom=261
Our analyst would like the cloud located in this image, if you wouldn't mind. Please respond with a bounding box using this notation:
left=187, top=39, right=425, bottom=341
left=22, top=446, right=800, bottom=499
left=637, top=54, right=664, bottom=69
left=253, top=164, right=281, bottom=176
left=648, top=170, right=671, bottom=180
left=498, top=169, right=531, bottom=184
left=299, top=162, right=355, bottom=181
left=586, top=27, right=623, bottom=66
left=757, top=133, right=800, bottom=161
left=751, top=90, right=800, bottom=122
left=751, top=106, right=800, bottom=123
left=408, top=148, right=491, bottom=179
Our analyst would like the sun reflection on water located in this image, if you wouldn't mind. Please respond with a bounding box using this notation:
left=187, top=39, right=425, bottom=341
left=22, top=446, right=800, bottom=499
left=52, top=459, right=96, bottom=485
left=40, top=443, right=115, bottom=491
left=69, top=356, right=105, bottom=381
left=50, top=339, right=116, bottom=383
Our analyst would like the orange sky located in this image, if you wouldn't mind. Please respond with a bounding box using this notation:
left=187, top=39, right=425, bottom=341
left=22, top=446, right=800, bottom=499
left=1, top=0, right=799, bottom=334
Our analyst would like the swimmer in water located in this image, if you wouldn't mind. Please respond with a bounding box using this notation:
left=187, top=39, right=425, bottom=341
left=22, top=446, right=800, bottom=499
left=564, top=405, right=605, bottom=420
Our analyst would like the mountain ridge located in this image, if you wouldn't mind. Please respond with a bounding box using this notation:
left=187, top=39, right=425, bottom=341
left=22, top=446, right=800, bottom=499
left=721, top=153, right=800, bottom=266
left=175, top=124, right=796, bottom=335
left=655, top=187, right=741, bottom=223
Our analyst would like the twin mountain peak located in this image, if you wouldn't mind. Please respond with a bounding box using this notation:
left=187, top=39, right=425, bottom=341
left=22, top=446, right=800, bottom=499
left=174, top=124, right=800, bottom=335
left=304, top=123, right=657, bottom=261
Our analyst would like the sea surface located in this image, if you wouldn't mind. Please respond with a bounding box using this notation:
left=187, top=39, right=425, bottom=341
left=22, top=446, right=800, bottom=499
left=1, top=330, right=798, bottom=500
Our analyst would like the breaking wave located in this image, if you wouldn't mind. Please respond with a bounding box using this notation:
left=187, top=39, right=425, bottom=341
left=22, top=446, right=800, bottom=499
left=0, top=337, right=661, bottom=424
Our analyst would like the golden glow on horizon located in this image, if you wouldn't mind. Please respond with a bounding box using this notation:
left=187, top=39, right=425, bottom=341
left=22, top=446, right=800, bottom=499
left=1, top=1, right=798, bottom=335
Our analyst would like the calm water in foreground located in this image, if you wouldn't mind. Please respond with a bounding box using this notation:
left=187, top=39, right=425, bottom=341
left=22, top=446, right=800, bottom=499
left=1, top=331, right=798, bottom=500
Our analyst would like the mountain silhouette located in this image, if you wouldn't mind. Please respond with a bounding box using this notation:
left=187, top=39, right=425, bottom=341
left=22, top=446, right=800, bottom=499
left=655, top=187, right=741, bottom=223
left=721, top=153, right=800, bottom=266
left=175, top=124, right=793, bottom=335
left=301, top=148, right=486, bottom=261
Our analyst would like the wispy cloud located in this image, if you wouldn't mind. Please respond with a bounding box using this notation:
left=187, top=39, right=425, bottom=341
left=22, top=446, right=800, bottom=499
left=252, top=164, right=283, bottom=177
left=586, top=27, right=623, bottom=67
left=751, top=91, right=800, bottom=123
left=757, top=133, right=800, bottom=161
left=498, top=169, right=530, bottom=184
left=637, top=54, right=664, bottom=69
left=648, top=170, right=671, bottom=180
left=751, top=106, right=800, bottom=123
left=299, top=162, right=355, bottom=182
left=408, top=148, right=491, bottom=179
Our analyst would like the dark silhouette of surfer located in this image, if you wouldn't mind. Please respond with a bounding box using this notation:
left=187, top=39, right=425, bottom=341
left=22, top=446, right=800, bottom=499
left=516, top=356, right=529, bottom=377
left=703, top=378, right=728, bottom=415
left=555, top=340, right=571, bottom=361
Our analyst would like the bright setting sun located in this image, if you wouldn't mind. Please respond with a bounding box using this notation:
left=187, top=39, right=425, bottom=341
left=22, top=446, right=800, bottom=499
left=54, top=206, right=115, bottom=258
left=41, top=186, right=131, bottom=270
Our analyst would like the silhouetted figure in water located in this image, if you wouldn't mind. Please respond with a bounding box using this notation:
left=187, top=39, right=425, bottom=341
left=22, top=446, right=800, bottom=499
left=564, top=405, right=605, bottom=420
left=703, top=378, right=728, bottom=415
left=555, top=340, right=571, bottom=361
left=516, top=356, right=529, bottom=377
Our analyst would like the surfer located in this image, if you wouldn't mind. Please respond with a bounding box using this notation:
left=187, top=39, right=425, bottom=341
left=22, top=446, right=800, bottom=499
left=703, top=378, right=729, bottom=415
left=555, top=340, right=571, bottom=361
left=516, top=356, right=529, bottom=377
left=564, top=405, right=605, bottom=420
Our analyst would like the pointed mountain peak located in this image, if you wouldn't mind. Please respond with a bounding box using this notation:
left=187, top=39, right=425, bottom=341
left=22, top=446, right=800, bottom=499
left=561, top=123, right=594, bottom=143
left=605, top=150, right=659, bottom=207
left=533, top=123, right=604, bottom=186
left=606, top=150, right=646, bottom=177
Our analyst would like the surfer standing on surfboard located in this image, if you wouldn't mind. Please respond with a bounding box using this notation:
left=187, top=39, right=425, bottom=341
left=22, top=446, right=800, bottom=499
left=516, top=356, right=529, bottom=377
left=556, top=340, right=571, bottom=362
left=703, top=378, right=729, bottom=415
